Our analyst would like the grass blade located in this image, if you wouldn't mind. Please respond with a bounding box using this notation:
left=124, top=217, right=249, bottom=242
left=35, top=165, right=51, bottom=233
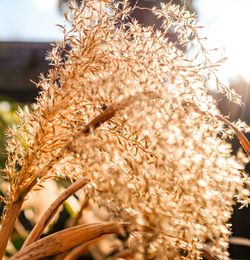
left=22, top=178, right=89, bottom=248
left=12, top=222, right=129, bottom=260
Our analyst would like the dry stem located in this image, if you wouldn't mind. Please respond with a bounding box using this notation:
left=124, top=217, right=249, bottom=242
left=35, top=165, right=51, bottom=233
left=215, top=114, right=250, bottom=156
left=0, top=197, right=24, bottom=259
left=23, top=177, right=89, bottom=248
left=184, top=101, right=250, bottom=157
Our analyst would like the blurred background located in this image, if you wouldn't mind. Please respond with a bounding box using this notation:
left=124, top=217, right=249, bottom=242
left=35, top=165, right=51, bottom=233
left=0, top=0, right=250, bottom=259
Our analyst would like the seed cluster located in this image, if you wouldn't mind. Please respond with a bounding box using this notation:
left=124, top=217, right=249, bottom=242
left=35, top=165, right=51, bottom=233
left=3, top=1, right=250, bottom=258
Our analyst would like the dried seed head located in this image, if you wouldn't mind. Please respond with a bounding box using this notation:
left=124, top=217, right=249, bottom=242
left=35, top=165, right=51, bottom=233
left=3, top=0, right=250, bottom=258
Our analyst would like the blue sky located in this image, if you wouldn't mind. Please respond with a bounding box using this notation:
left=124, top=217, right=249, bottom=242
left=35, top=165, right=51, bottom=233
left=0, top=0, right=63, bottom=41
left=0, top=0, right=250, bottom=82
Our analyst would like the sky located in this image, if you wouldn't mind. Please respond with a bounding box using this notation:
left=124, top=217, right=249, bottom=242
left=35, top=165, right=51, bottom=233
left=0, top=0, right=64, bottom=41
left=195, top=0, right=250, bottom=83
left=0, top=0, right=250, bottom=83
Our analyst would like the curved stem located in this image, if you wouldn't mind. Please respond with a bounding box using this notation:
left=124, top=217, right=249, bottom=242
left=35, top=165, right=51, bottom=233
left=22, top=178, right=89, bottom=248
left=183, top=101, right=250, bottom=157
left=215, top=114, right=250, bottom=156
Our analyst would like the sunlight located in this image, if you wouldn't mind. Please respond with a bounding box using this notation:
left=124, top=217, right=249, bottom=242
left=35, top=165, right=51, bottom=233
left=195, top=0, right=250, bottom=83
left=33, top=0, right=58, bottom=10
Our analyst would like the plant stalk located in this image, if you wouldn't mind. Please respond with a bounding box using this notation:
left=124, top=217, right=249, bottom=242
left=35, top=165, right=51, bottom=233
left=22, top=178, right=89, bottom=247
left=0, top=196, right=24, bottom=259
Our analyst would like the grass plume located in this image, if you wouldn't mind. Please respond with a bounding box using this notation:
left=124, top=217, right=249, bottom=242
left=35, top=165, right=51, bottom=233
left=0, top=1, right=250, bottom=259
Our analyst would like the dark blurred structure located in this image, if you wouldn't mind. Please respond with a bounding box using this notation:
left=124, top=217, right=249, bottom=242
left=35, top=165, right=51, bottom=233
left=128, top=0, right=194, bottom=26
left=59, top=0, right=194, bottom=28
left=0, top=42, right=51, bottom=102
